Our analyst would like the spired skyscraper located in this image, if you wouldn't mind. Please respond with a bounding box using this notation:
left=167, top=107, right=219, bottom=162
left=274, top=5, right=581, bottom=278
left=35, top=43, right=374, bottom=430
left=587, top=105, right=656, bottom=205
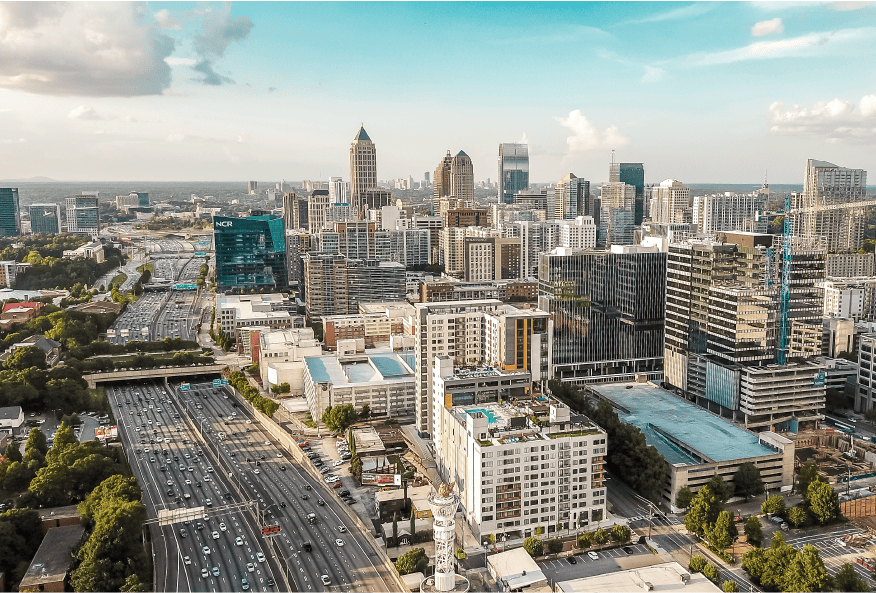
left=498, top=143, right=529, bottom=204
left=0, top=188, right=21, bottom=237
left=349, top=125, right=377, bottom=216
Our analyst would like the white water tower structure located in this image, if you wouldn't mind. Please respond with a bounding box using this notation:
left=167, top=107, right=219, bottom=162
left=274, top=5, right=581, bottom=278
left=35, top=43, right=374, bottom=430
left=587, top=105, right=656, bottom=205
left=420, top=484, right=470, bottom=593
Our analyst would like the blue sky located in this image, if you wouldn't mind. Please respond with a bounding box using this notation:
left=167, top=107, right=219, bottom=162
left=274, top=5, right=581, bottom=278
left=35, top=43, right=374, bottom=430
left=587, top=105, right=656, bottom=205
left=0, top=1, right=874, bottom=184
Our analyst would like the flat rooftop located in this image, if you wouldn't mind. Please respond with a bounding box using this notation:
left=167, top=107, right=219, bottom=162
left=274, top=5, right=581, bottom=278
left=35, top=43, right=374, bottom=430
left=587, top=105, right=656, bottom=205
left=590, top=382, right=777, bottom=465
left=19, top=524, right=85, bottom=589
left=305, top=351, right=415, bottom=387
left=557, top=561, right=720, bottom=593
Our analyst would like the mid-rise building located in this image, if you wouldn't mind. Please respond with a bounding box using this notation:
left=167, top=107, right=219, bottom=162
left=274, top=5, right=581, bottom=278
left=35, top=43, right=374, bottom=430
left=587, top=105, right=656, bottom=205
left=328, top=177, right=350, bottom=205
left=350, top=126, right=378, bottom=214
left=694, top=192, right=767, bottom=235
left=29, top=203, right=61, bottom=235
left=463, top=236, right=521, bottom=282
left=302, top=253, right=405, bottom=321
left=826, top=253, right=876, bottom=278
left=216, top=294, right=302, bottom=340
left=0, top=260, right=17, bottom=288
left=797, top=159, right=868, bottom=253
left=65, top=194, right=100, bottom=236
left=307, top=189, right=331, bottom=233
left=214, top=215, right=288, bottom=291
left=823, top=317, right=856, bottom=358
left=63, top=240, right=104, bottom=263
left=857, top=334, right=876, bottom=411
left=820, top=278, right=876, bottom=321
left=283, top=191, right=308, bottom=231
left=498, top=143, right=529, bottom=204
left=322, top=302, right=416, bottom=351
left=115, top=192, right=149, bottom=211
left=651, top=179, right=691, bottom=225
left=258, top=327, right=323, bottom=394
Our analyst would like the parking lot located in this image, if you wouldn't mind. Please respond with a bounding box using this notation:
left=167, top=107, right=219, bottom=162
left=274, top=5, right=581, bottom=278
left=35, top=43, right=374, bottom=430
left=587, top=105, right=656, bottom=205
left=537, top=543, right=655, bottom=584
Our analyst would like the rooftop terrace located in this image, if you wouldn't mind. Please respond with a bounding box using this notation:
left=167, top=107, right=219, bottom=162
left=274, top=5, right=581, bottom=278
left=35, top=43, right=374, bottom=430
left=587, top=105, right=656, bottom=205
left=305, top=350, right=415, bottom=387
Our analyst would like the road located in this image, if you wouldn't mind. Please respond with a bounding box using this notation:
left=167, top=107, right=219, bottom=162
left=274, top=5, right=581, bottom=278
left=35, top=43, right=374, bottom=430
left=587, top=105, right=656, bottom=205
left=170, top=380, right=397, bottom=592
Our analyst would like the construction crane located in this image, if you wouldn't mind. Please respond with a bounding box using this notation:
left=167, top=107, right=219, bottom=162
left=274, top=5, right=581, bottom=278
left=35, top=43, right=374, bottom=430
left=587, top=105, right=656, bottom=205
left=777, top=195, right=876, bottom=364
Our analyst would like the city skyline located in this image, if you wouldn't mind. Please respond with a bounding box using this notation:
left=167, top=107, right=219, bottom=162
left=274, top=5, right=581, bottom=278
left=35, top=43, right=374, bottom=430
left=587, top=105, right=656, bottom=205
left=0, top=2, right=875, bottom=183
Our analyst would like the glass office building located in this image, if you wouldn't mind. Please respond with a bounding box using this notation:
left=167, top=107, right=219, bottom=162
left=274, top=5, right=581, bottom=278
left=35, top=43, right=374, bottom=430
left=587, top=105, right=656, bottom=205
left=0, top=188, right=21, bottom=236
left=498, top=143, right=529, bottom=204
left=610, top=162, right=645, bottom=225
left=214, top=215, right=288, bottom=291
left=65, top=195, right=100, bottom=236
left=29, top=204, right=62, bottom=234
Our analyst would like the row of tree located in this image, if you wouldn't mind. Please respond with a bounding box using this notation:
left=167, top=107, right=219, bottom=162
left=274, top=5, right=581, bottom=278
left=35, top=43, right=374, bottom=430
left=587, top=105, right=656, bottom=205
left=743, top=532, right=833, bottom=592
left=15, top=244, right=125, bottom=292
left=67, top=351, right=215, bottom=374
left=67, top=337, right=201, bottom=360
left=227, top=370, right=279, bottom=417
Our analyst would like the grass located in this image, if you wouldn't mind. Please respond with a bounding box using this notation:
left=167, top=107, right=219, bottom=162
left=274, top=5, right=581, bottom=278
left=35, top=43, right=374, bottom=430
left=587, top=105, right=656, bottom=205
left=110, top=272, right=128, bottom=290
left=547, top=429, right=602, bottom=439
left=479, top=439, right=494, bottom=447
left=136, top=262, right=154, bottom=275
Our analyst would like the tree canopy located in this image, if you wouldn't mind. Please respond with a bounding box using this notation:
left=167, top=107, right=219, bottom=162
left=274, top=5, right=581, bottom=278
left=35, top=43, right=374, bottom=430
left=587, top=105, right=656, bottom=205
left=733, top=462, right=764, bottom=500
left=743, top=533, right=831, bottom=592
left=684, top=485, right=723, bottom=537
left=523, top=536, right=543, bottom=557
left=394, top=548, right=428, bottom=575
left=321, top=404, right=359, bottom=434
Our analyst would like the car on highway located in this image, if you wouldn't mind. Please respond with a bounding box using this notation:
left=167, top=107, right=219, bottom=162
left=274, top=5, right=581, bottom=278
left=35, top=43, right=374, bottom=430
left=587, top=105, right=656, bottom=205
left=219, top=522, right=227, bottom=531
left=212, top=531, right=220, bottom=539
left=301, top=494, right=309, bottom=500
left=279, top=465, right=286, bottom=471
left=335, top=538, right=345, bottom=547
left=301, top=542, right=312, bottom=552
left=588, top=551, right=599, bottom=560
left=205, top=498, right=212, bottom=506
left=201, top=568, right=209, bottom=578
left=338, top=525, right=347, bottom=533
left=212, top=567, right=219, bottom=577
left=254, top=468, right=260, bottom=474
left=202, top=546, right=210, bottom=555
left=256, top=552, right=265, bottom=563
left=321, top=575, right=330, bottom=585
left=246, top=563, right=254, bottom=573
left=241, top=578, right=250, bottom=591
left=236, top=537, right=243, bottom=546
left=317, top=499, right=324, bottom=506
left=179, top=528, right=187, bottom=538
left=184, top=556, right=191, bottom=565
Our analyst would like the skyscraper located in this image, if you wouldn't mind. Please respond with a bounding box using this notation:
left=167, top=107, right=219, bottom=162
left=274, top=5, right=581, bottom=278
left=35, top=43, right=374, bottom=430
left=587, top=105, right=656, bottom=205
left=797, top=159, right=868, bottom=252
left=328, top=177, right=350, bottom=204
left=554, top=174, right=591, bottom=221
left=652, top=179, right=691, bottom=225
left=498, top=143, right=529, bottom=204
left=214, top=215, right=288, bottom=291
left=433, top=151, right=453, bottom=215
left=29, top=203, right=61, bottom=235
left=248, top=181, right=258, bottom=195
left=65, top=194, right=100, bottom=236
left=610, top=162, right=645, bottom=224
left=282, top=191, right=308, bottom=231
left=350, top=125, right=377, bottom=216
left=0, top=188, right=21, bottom=237
left=433, top=150, right=473, bottom=215
left=307, top=190, right=331, bottom=233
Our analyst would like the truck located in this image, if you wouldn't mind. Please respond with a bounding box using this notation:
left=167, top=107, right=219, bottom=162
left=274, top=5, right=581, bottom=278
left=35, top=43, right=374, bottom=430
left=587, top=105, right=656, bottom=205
left=307, top=513, right=316, bottom=524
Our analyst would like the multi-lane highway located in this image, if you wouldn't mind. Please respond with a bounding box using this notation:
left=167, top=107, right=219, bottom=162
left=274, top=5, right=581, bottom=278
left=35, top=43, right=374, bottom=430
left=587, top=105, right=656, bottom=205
left=108, top=291, right=169, bottom=345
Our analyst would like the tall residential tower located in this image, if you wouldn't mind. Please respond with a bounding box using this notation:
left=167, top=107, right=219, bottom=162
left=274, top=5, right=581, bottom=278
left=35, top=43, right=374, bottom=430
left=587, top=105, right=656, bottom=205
left=349, top=126, right=378, bottom=215
left=498, top=143, right=529, bottom=204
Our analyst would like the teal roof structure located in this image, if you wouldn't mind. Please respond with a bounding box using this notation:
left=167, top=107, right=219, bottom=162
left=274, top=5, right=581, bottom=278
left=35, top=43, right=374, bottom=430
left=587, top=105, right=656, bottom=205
left=354, top=126, right=371, bottom=142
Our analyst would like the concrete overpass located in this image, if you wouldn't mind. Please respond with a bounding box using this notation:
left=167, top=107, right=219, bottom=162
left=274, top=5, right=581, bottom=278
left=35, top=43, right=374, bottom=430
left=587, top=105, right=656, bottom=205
left=83, top=364, right=226, bottom=388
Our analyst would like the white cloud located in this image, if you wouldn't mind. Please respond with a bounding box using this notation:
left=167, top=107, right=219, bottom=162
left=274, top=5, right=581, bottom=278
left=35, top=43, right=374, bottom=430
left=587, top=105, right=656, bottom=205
left=624, top=3, right=713, bottom=24
left=1, top=138, right=26, bottom=144
left=832, top=2, right=873, bottom=11
left=752, top=18, right=784, bottom=37
left=684, top=27, right=876, bottom=66
left=554, top=110, right=628, bottom=156
left=154, top=9, right=181, bottom=31
left=165, top=57, right=198, bottom=67
left=0, top=3, right=174, bottom=97
left=642, top=65, right=665, bottom=83
left=769, top=95, right=876, bottom=142
left=68, top=105, right=103, bottom=120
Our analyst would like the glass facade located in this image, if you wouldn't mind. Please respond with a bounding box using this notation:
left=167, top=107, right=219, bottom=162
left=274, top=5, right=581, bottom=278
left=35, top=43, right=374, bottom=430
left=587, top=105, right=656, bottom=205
left=214, top=215, right=288, bottom=290
left=29, top=204, right=61, bottom=234
left=610, top=163, right=645, bottom=225
left=0, top=188, right=21, bottom=236
left=498, top=143, right=529, bottom=204
left=65, top=196, right=100, bottom=235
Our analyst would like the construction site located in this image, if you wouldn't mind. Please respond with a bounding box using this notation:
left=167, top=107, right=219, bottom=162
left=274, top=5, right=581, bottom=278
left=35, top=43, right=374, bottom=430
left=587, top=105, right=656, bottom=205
left=794, top=430, right=874, bottom=483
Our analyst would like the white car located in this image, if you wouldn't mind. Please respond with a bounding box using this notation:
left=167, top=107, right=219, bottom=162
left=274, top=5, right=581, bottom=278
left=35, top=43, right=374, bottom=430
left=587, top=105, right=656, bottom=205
left=212, top=531, right=220, bottom=539
left=264, top=441, right=270, bottom=445
left=256, top=552, right=265, bottom=563
left=254, top=468, right=260, bottom=474
left=332, top=460, right=344, bottom=467
left=202, top=546, right=210, bottom=555
left=335, top=539, right=345, bottom=547
left=201, top=568, right=209, bottom=578
left=184, top=556, right=191, bottom=565
left=246, top=563, right=255, bottom=573
left=338, top=525, right=347, bottom=533
left=588, top=551, right=599, bottom=560
left=321, top=575, right=331, bottom=586
left=236, top=537, right=243, bottom=546
left=219, top=522, right=227, bottom=532
left=246, top=420, right=252, bottom=424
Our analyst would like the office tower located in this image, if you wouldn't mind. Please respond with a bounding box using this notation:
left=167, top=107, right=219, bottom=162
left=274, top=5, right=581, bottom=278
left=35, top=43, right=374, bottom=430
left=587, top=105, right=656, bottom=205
left=694, top=192, right=767, bottom=234
left=538, top=245, right=666, bottom=383
left=286, top=231, right=313, bottom=292
left=302, top=253, right=404, bottom=321
left=462, top=236, right=521, bottom=282
left=451, top=151, right=474, bottom=202
left=248, top=181, right=258, bottom=195
left=664, top=232, right=825, bottom=430
left=411, top=215, right=443, bottom=264
left=29, top=203, right=62, bottom=235
left=433, top=151, right=453, bottom=215
left=0, top=188, right=21, bottom=236
left=358, top=188, right=393, bottom=218
left=598, top=182, right=635, bottom=245
left=609, top=162, right=645, bottom=224
left=282, top=191, right=309, bottom=231
left=214, top=215, right=288, bottom=291
left=554, top=174, right=592, bottom=221
left=798, top=159, right=868, bottom=252
left=350, top=126, right=378, bottom=215
left=652, top=179, right=691, bottom=225
left=424, top=171, right=431, bottom=185
left=498, top=143, right=529, bottom=204
left=328, top=177, right=350, bottom=204
left=307, top=189, right=331, bottom=233
left=65, top=194, right=100, bottom=236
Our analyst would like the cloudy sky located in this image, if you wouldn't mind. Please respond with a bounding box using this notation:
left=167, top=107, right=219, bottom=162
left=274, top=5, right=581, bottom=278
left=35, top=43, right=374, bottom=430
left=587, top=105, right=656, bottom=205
left=0, top=1, right=874, bottom=184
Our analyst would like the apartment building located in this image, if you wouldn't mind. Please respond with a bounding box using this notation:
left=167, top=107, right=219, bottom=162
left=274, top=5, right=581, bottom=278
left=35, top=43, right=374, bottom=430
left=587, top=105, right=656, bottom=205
left=819, top=278, right=876, bottom=321
left=826, top=253, right=875, bottom=278
left=322, top=302, right=415, bottom=351
left=693, top=192, right=767, bottom=235
left=302, top=253, right=405, bottom=321
left=258, top=328, right=323, bottom=394
left=797, top=159, right=868, bottom=253
left=463, top=236, right=521, bottom=282
left=857, top=334, right=876, bottom=412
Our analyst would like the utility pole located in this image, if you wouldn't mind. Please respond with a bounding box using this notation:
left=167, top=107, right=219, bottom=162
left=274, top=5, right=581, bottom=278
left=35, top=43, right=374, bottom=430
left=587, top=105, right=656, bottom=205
left=647, top=503, right=654, bottom=540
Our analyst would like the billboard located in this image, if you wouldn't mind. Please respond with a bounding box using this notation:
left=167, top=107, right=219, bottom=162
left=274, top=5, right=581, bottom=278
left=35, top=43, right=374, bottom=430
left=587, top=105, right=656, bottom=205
left=361, top=473, right=401, bottom=486
left=94, top=426, right=118, bottom=441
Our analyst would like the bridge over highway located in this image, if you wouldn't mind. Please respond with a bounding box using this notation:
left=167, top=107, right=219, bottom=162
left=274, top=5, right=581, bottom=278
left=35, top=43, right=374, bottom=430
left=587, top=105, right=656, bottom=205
left=83, top=364, right=226, bottom=388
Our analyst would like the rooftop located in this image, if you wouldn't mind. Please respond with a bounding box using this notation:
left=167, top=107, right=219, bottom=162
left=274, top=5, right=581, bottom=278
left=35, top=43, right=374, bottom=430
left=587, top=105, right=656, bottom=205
left=487, top=548, right=546, bottom=591
left=305, top=350, right=415, bottom=387
left=0, top=405, right=22, bottom=421
left=557, top=561, right=720, bottom=593
left=351, top=426, right=386, bottom=455
left=590, top=382, right=778, bottom=465
left=18, top=525, right=85, bottom=589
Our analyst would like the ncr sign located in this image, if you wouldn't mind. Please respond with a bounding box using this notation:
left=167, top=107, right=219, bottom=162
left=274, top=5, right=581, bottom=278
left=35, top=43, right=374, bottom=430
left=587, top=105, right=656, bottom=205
left=215, top=220, right=234, bottom=228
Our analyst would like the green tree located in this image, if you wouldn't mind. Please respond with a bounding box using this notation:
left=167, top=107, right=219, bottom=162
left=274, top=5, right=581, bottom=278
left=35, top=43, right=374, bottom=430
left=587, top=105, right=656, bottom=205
left=533, top=525, right=543, bottom=536
left=744, top=516, right=763, bottom=547
left=788, top=506, right=809, bottom=528
left=4, top=441, right=22, bottom=463
left=577, top=533, right=592, bottom=549
left=795, top=462, right=821, bottom=495
left=689, top=555, right=707, bottom=573
left=410, top=512, right=416, bottom=537
left=806, top=480, right=841, bottom=525
left=2, top=461, right=34, bottom=492
left=610, top=524, right=631, bottom=544
left=783, top=544, right=829, bottom=593
left=523, top=536, right=543, bottom=557
left=761, top=494, right=786, bottom=517
left=705, top=511, right=738, bottom=551
left=25, top=427, right=48, bottom=457
left=742, top=547, right=767, bottom=585
left=278, top=382, right=290, bottom=394
left=394, top=548, right=428, bottom=575
left=702, top=564, right=719, bottom=584
left=684, top=485, right=723, bottom=537
left=546, top=538, right=563, bottom=555
left=78, top=475, right=142, bottom=520
left=5, top=346, right=47, bottom=371
left=721, top=580, right=739, bottom=592
left=733, top=462, right=764, bottom=501
left=676, top=485, right=694, bottom=510
left=707, top=474, right=732, bottom=502
left=593, top=528, right=609, bottom=545
left=361, top=403, right=371, bottom=420
left=120, top=573, right=149, bottom=592
left=321, top=404, right=359, bottom=434
left=834, top=562, right=868, bottom=592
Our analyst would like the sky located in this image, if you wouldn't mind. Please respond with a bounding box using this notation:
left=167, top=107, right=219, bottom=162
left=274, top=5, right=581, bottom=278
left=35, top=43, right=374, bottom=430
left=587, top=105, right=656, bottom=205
left=0, top=1, right=875, bottom=184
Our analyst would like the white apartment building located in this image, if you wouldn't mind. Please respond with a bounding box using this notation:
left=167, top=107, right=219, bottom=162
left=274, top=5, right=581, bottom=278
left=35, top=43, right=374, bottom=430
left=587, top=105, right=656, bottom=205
left=307, top=190, right=332, bottom=233
left=827, top=253, right=876, bottom=278
left=328, top=177, right=350, bottom=204
left=432, top=357, right=607, bottom=540
left=857, top=334, right=876, bottom=412
left=557, top=216, right=596, bottom=250
left=819, top=278, right=876, bottom=321
left=652, top=179, right=691, bottom=224
left=259, top=328, right=323, bottom=394
left=693, top=192, right=767, bottom=234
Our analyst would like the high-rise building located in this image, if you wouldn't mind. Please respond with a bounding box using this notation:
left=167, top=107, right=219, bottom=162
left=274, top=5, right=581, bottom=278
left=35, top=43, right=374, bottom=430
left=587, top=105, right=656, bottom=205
left=350, top=126, right=378, bottom=215
left=826, top=253, right=876, bottom=278
left=282, top=191, right=308, bottom=231
left=307, top=190, right=331, bottom=233
left=433, top=151, right=453, bottom=215
left=358, top=188, right=393, bottom=218
left=609, top=162, right=645, bottom=225
left=29, top=203, right=61, bottom=235
left=302, top=253, right=404, bottom=321
left=652, top=179, right=691, bottom=225
left=0, top=188, right=21, bottom=237
left=462, top=236, right=521, bottom=282
left=328, top=177, right=350, bottom=205
left=214, top=215, right=288, bottom=291
left=451, top=151, right=474, bottom=202
left=65, top=194, right=99, bottom=236
left=694, top=192, right=767, bottom=235
left=538, top=245, right=666, bottom=383
left=797, top=159, right=868, bottom=252
left=598, top=182, right=635, bottom=245
left=554, top=174, right=592, bottom=221
left=248, top=181, right=258, bottom=195
left=498, top=143, right=529, bottom=204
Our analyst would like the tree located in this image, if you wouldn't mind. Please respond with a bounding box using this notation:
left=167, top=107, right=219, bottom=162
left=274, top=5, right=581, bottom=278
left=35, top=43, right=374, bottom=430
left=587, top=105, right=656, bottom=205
left=523, top=536, right=543, bottom=557
left=761, top=494, right=786, bottom=517
left=534, top=525, right=543, bottom=536
left=705, top=511, right=738, bottom=551
left=744, top=516, right=763, bottom=547
left=807, top=480, right=841, bottom=525
left=702, top=564, right=719, bottom=584
left=577, top=533, right=592, bottom=549
left=410, top=512, right=416, bottom=537
left=684, top=485, right=723, bottom=537
left=5, top=346, right=47, bottom=371
left=733, top=463, right=764, bottom=501
left=593, top=528, right=609, bottom=545
left=708, top=474, right=732, bottom=503
left=546, top=538, right=563, bottom=555
left=361, top=403, right=371, bottom=420
left=795, top=462, right=821, bottom=495
left=783, top=544, right=830, bottom=593
left=120, top=574, right=148, bottom=592
left=2, top=461, right=34, bottom=492
left=610, top=524, right=631, bottom=544
left=78, top=475, right=142, bottom=520
left=721, top=580, right=739, bottom=592
left=676, top=485, right=694, bottom=510
left=834, top=563, right=868, bottom=592
left=788, top=506, right=809, bottom=528
left=742, top=547, right=768, bottom=585
left=25, top=428, right=48, bottom=457
left=689, top=555, right=707, bottom=573
left=278, top=382, right=290, bottom=394
left=321, top=404, right=358, bottom=434
left=4, top=442, right=22, bottom=463
left=394, top=548, right=428, bottom=575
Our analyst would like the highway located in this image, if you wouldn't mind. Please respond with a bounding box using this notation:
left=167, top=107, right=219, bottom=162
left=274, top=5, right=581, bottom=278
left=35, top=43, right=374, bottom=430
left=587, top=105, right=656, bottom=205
left=108, top=291, right=169, bottom=345
left=168, top=380, right=397, bottom=592
left=109, top=381, right=281, bottom=592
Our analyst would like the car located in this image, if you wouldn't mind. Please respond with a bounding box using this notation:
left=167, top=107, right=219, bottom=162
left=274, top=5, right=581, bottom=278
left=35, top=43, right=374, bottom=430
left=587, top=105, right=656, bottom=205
left=204, top=476, right=212, bottom=482
left=201, top=568, right=209, bottom=578
left=219, top=522, right=227, bottom=531
left=212, top=531, right=220, bottom=539
left=195, top=481, right=202, bottom=488
left=202, top=546, right=210, bottom=555
left=317, top=499, right=325, bottom=506
left=184, top=556, right=191, bottom=565
left=246, top=420, right=252, bottom=424
left=167, top=489, right=174, bottom=496
left=325, top=475, right=340, bottom=483
left=184, top=493, right=191, bottom=499
left=304, top=483, right=312, bottom=490
left=332, top=482, right=343, bottom=489
left=338, top=525, right=347, bottom=533
left=235, top=537, right=243, bottom=546
left=205, top=498, right=212, bottom=506
left=266, top=578, right=275, bottom=586
left=196, top=522, right=204, bottom=530
left=256, top=551, right=266, bottom=563
left=333, top=460, right=345, bottom=467
left=185, top=479, right=192, bottom=485
left=321, top=575, right=331, bottom=586
left=280, top=465, right=286, bottom=471
left=319, top=466, right=330, bottom=474
left=179, top=465, right=186, bottom=471
left=344, top=497, right=356, bottom=505
left=623, top=546, right=634, bottom=555
left=179, top=528, right=187, bottom=538
left=335, top=538, right=345, bottom=547
left=241, top=578, right=250, bottom=591
left=246, top=563, right=254, bottom=573
left=339, top=489, right=350, bottom=496
left=341, top=454, right=351, bottom=460
left=188, top=467, right=194, bottom=472
left=301, top=542, right=312, bottom=552
left=212, top=567, right=220, bottom=577
left=298, top=441, right=309, bottom=447
left=588, top=551, right=599, bottom=560
left=280, top=501, right=287, bottom=508
left=567, top=556, right=577, bottom=564
left=206, top=466, right=213, bottom=473
left=184, top=453, right=191, bottom=459
left=166, top=480, right=173, bottom=486
left=229, top=451, right=235, bottom=456
left=253, top=468, right=260, bottom=474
